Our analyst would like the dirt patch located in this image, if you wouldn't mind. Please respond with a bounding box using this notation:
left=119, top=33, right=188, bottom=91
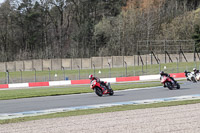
left=1, top=103, right=200, bottom=133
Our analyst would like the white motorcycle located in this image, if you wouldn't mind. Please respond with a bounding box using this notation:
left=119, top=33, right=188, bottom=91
left=187, top=72, right=197, bottom=83
left=196, top=73, right=200, bottom=81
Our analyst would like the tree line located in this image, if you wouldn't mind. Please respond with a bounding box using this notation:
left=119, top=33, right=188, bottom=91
left=0, top=0, right=200, bottom=62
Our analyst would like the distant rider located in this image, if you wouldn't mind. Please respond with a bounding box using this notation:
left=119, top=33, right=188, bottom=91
left=89, top=75, right=109, bottom=89
left=193, top=68, right=199, bottom=76
left=184, top=70, right=190, bottom=81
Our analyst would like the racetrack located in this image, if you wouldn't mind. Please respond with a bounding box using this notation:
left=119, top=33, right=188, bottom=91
left=0, top=81, right=200, bottom=114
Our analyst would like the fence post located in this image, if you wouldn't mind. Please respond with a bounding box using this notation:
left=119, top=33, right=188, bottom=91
left=108, top=62, right=111, bottom=78
left=158, top=59, right=161, bottom=73
left=48, top=67, right=51, bottom=81
left=124, top=61, right=127, bottom=77
left=62, top=66, right=65, bottom=80
left=77, top=65, right=80, bottom=80
left=176, top=57, right=179, bottom=73
left=146, top=54, right=148, bottom=73
left=6, top=70, right=9, bottom=84
left=19, top=69, right=22, bottom=83
left=93, top=64, right=95, bottom=77
left=33, top=68, right=36, bottom=82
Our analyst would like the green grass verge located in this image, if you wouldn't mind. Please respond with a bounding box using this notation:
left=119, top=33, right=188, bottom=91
left=1, top=99, right=200, bottom=124
left=0, top=83, right=161, bottom=100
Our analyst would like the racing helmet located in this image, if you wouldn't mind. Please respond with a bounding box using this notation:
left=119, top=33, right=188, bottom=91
left=193, top=68, right=196, bottom=71
left=160, top=71, right=164, bottom=75
left=89, top=74, right=93, bottom=80
left=184, top=70, right=187, bottom=73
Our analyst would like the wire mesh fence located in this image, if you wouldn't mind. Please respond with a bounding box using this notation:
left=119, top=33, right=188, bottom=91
left=0, top=40, right=198, bottom=84
left=1, top=61, right=200, bottom=84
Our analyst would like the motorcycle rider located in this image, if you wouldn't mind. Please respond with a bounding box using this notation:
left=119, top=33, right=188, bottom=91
left=160, top=71, right=176, bottom=87
left=193, top=68, right=199, bottom=76
left=184, top=70, right=191, bottom=81
left=89, top=75, right=109, bottom=90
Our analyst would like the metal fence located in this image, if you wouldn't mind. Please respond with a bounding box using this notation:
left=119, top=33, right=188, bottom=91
left=1, top=40, right=199, bottom=84
left=1, top=61, right=200, bottom=84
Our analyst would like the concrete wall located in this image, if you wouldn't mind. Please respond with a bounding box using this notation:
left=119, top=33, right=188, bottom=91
left=91, top=57, right=103, bottom=69
left=43, top=59, right=51, bottom=70
left=82, top=58, right=91, bottom=69
left=62, top=58, right=72, bottom=70
left=103, top=57, right=112, bottom=68
left=0, top=62, right=6, bottom=72
left=124, top=56, right=134, bottom=66
left=24, top=60, right=33, bottom=71
left=33, top=59, right=43, bottom=71
left=6, top=62, right=16, bottom=72
left=15, top=61, right=24, bottom=71
left=112, top=56, right=123, bottom=68
left=52, top=59, right=62, bottom=70
left=72, top=58, right=82, bottom=69
left=0, top=53, right=198, bottom=72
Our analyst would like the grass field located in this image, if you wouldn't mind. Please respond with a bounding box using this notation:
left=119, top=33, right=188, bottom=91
left=0, top=82, right=161, bottom=100
left=1, top=99, right=200, bottom=124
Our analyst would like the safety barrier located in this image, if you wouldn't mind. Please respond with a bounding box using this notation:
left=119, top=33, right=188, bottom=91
left=0, top=73, right=185, bottom=89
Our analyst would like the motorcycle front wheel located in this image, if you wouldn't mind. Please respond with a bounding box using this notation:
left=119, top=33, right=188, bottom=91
left=166, top=82, right=173, bottom=90
left=176, top=83, right=180, bottom=89
left=94, top=87, right=103, bottom=97
left=109, top=89, right=114, bottom=96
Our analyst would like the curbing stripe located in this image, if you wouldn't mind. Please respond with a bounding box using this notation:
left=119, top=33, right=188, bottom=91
left=140, top=75, right=160, bottom=81
left=100, top=78, right=116, bottom=83
left=49, top=80, right=71, bottom=86
left=0, top=73, right=186, bottom=89
left=116, top=76, right=139, bottom=82
left=71, top=79, right=90, bottom=85
left=0, top=94, right=200, bottom=120
left=9, top=83, right=29, bottom=88
left=0, top=84, right=8, bottom=89
left=29, top=82, right=49, bottom=87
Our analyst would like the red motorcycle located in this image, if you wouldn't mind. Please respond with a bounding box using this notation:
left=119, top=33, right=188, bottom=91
left=160, top=76, right=180, bottom=90
left=90, top=80, right=114, bottom=97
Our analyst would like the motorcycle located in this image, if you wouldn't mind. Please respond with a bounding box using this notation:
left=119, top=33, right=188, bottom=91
left=195, top=73, right=200, bottom=81
left=160, top=76, right=180, bottom=90
left=90, top=80, right=114, bottom=97
left=186, top=72, right=197, bottom=83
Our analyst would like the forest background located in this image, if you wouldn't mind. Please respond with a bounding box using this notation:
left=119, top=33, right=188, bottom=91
left=0, top=0, right=200, bottom=62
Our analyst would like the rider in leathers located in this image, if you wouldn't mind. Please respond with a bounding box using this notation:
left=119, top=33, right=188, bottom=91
left=89, top=75, right=109, bottom=89
left=160, top=71, right=176, bottom=87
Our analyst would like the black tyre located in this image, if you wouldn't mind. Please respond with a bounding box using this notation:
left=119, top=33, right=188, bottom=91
left=191, top=77, right=197, bottom=83
left=166, top=82, right=173, bottom=90
left=94, top=87, right=103, bottom=97
left=109, top=89, right=114, bottom=96
left=176, top=83, right=180, bottom=89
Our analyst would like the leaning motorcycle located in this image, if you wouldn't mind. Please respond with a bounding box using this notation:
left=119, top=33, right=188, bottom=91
left=160, top=76, right=180, bottom=90
left=187, top=72, right=197, bottom=83
left=90, top=80, right=114, bottom=97
left=195, top=73, right=200, bottom=81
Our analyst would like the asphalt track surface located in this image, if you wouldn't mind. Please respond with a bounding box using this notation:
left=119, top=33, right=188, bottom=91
left=0, top=81, right=200, bottom=114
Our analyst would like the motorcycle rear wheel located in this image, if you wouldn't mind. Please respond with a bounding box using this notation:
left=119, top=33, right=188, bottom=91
left=176, top=83, right=180, bottom=89
left=191, top=77, right=197, bottom=83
